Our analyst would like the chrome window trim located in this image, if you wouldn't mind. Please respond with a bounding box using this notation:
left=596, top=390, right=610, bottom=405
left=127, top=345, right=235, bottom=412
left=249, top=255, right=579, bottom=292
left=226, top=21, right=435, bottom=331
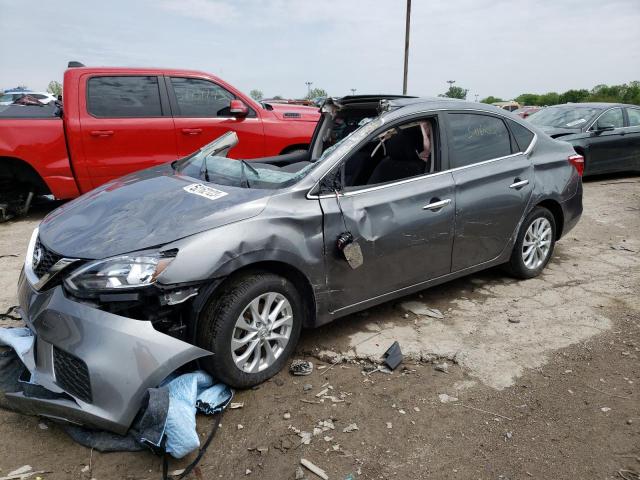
left=306, top=107, right=537, bottom=200
left=586, top=106, right=624, bottom=132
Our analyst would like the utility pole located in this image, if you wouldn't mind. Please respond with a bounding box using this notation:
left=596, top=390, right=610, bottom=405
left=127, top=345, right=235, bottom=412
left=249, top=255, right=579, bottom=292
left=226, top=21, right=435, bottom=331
left=446, top=80, right=456, bottom=88
left=350, top=88, right=357, bottom=95
left=305, top=81, right=313, bottom=97
left=402, top=0, right=411, bottom=95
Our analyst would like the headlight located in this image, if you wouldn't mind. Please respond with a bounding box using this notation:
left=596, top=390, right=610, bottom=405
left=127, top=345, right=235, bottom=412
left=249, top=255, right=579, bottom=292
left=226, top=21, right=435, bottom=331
left=64, top=251, right=175, bottom=293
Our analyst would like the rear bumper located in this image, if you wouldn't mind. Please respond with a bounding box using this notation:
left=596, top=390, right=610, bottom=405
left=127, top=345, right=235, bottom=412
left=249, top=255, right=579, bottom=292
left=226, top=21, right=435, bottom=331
left=10, top=270, right=210, bottom=434
left=560, top=180, right=583, bottom=238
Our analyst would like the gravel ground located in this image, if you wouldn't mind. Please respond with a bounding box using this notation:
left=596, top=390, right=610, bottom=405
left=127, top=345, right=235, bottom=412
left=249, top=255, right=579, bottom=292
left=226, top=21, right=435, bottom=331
left=0, top=175, right=638, bottom=480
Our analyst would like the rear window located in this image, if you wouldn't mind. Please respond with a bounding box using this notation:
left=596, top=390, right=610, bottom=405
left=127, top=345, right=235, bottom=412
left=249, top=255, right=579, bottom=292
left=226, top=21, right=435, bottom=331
left=87, top=76, right=162, bottom=117
left=507, top=119, right=535, bottom=152
left=447, top=113, right=512, bottom=168
left=627, top=108, right=640, bottom=127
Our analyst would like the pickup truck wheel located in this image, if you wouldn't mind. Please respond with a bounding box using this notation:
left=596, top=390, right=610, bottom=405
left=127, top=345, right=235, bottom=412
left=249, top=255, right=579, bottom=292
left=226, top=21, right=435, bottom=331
left=196, top=272, right=303, bottom=388
left=507, top=206, right=556, bottom=279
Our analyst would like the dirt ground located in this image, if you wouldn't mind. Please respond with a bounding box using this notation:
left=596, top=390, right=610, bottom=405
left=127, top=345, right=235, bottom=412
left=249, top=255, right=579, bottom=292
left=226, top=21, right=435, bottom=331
left=0, top=175, right=638, bottom=480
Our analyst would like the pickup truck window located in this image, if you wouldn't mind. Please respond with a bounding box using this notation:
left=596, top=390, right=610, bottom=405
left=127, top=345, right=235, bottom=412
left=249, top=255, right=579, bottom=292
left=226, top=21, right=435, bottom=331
left=87, top=76, right=163, bottom=118
left=170, top=77, right=244, bottom=118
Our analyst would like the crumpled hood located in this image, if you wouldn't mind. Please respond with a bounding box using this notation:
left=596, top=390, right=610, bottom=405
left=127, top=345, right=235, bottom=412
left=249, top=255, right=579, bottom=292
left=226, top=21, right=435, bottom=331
left=39, top=165, right=272, bottom=259
left=265, top=102, right=320, bottom=122
left=539, top=126, right=581, bottom=139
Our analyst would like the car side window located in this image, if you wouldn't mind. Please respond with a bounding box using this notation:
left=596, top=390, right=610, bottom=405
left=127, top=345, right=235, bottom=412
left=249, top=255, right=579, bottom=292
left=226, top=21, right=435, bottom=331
left=87, top=76, right=163, bottom=117
left=626, top=108, right=640, bottom=127
left=170, top=77, right=238, bottom=117
left=594, top=108, right=624, bottom=129
left=506, top=119, right=535, bottom=152
left=341, top=117, right=439, bottom=189
left=447, top=113, right=512, bottom=168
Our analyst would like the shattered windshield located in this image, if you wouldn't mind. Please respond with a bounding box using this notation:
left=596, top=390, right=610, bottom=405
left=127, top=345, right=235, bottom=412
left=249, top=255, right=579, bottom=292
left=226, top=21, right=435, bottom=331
left=177, top=154, right=317, bottom=189
left=175, top=116, right=384, bottom=189
left=528, top=106, right=601, bottom=129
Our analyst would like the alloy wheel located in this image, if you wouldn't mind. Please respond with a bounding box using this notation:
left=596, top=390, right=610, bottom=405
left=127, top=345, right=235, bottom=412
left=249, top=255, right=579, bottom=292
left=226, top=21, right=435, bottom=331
left=231, top=292, right=293, bottom=373
left=522, top=217, right=552, bottom=269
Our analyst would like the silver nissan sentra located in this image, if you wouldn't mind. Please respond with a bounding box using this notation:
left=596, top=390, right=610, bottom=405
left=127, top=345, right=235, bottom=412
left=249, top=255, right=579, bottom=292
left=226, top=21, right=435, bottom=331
left=13, top=96, right=582, bottom=433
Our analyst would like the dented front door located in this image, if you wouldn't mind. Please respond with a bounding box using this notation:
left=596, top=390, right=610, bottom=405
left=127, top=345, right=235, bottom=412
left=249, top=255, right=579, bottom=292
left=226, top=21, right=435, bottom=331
left=320, top=172, right=456, bottom=312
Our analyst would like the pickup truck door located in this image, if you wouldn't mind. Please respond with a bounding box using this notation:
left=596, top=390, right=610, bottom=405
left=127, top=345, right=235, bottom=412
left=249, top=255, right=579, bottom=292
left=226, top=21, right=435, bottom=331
left=166, top=76, right=266, bottom=159
left=78, top=74, right=178, bottom=188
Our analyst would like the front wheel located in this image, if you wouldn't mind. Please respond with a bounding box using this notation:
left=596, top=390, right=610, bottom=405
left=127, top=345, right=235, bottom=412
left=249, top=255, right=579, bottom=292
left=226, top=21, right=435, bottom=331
left=507, top=206, right=556, bottom=279
left=196, top=272, right=303, bottom=388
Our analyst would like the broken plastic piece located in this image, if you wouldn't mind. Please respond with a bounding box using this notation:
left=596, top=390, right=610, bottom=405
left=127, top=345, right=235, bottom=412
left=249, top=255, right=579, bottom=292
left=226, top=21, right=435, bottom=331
left=382, top=341, right=403, bottom=370
left=290, top=359, right=314, bottom=376
left=300, top=458, right=328, bottom=480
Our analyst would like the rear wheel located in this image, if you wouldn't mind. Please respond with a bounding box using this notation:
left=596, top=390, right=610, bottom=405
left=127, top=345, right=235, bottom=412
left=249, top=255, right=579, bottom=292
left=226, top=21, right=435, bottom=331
left=196, top=271, right=303, bottom=388
left=507, top=206, right=556, bottom=279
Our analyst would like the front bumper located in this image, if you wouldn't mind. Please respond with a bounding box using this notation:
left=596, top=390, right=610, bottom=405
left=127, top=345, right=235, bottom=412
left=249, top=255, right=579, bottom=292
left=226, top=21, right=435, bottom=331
left=10, top=270, right=211, bottom=435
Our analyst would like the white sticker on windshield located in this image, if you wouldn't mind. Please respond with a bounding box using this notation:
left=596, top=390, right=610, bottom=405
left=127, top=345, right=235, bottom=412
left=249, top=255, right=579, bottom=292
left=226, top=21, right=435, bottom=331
left=183, top=183, right=228, bottom=201
left=566, top=118, right=586, bottom=127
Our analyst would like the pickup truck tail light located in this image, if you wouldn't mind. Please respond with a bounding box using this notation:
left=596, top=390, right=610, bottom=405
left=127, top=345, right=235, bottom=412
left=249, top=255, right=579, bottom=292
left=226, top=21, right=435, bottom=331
left=568, top=154, right=584, bottom=177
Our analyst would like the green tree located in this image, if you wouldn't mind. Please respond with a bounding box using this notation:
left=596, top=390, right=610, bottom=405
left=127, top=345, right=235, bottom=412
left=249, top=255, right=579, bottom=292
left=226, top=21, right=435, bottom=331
left=480, top=95, right=503, bottom=104
left=515, top=93, right=540, bottom=106
left=305, top=87, right=327, bottom=100
left=439, top=85, right=468, bottom=100
left=558, top=89, right=590, bottom=104
left=47, top=80, right=62, bottom=97
left=272, top=95, right=283, bottom=100
left=537, top=92, right=560, bottom=106
left=249, top=89, right=263, bottom=101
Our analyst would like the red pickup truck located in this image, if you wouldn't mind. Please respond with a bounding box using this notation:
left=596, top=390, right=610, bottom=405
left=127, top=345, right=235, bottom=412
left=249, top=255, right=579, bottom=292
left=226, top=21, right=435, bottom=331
left=0, top=63, right=320, bottom=220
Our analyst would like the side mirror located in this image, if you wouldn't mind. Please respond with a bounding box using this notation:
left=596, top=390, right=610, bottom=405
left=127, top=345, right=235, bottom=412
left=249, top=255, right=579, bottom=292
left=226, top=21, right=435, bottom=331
left=229, top=99, right=249, bottom=117
left=594, top=122, right=615, bottom=133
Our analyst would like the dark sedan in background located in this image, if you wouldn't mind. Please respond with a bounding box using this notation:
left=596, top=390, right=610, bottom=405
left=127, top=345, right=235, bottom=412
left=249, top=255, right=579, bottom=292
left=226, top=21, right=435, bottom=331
left=527, top=103, right=640, bottom=176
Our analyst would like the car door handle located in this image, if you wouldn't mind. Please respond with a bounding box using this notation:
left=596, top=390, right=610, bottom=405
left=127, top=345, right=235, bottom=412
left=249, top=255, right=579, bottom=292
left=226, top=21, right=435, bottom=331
left=423, top=199, right=451, bottom=211
left=509, top=179, right=529, bottom=189
left=181, top=128, right=203, bottom=135
left=90, top=130, right=114, bottom=137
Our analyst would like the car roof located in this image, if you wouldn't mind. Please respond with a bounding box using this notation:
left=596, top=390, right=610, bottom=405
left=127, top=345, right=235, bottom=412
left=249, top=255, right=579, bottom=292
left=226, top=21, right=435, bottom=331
left=387, top=96, right=505, bottom=115
left=546, top=102, right=629, bottom=109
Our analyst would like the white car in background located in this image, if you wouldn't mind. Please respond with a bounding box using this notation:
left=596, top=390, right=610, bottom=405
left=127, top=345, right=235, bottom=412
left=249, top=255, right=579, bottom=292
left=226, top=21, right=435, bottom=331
left=0, top=91, right=57, bottom=105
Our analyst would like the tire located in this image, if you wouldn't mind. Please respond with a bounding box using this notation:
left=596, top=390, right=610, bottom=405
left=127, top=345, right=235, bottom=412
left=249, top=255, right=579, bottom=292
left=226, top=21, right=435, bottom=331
left=507, top=206, right=556, bottom=279
left=196, top=271, right=304, bottom=388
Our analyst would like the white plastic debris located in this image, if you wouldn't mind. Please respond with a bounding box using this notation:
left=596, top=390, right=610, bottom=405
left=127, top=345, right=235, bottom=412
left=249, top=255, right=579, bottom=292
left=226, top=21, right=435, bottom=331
left=7, top=466, right=33, bottom=477
left=438, top=393, right=459, bottom=403
left=300, top=458, right=328, bottom=480
left=343, top=423, right=359, bottom=433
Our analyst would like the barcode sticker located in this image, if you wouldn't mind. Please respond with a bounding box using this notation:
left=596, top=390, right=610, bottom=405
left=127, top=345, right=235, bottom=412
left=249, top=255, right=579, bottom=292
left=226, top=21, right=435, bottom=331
left=183, top=183, right=228, bottom=201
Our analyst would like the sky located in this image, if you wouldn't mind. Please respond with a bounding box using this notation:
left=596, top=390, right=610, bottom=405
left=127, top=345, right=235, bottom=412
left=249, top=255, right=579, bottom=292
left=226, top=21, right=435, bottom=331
left=1, top=0, right=639, bottom=100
